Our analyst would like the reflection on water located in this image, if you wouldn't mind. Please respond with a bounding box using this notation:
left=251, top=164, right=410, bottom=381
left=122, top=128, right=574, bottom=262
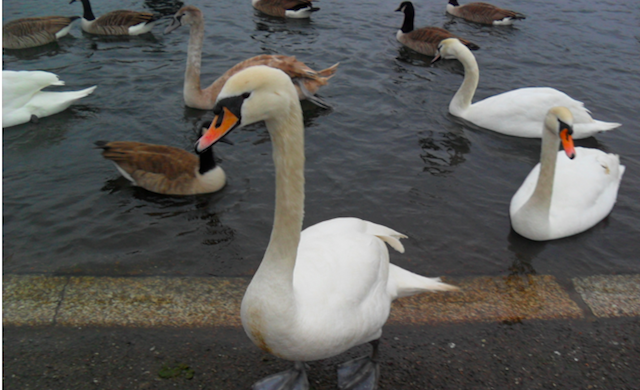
left=418, top=127, right=470, bottom=175
left=506, top=229, right=545, bottom=275
left=143, top=0, right=184, bottom=16
left=2, top=42, right=67, bottom=61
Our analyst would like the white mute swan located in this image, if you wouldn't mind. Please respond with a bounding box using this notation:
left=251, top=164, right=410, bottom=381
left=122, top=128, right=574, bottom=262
left=432, top=38, right=621, bottom=139
left=510, top=107, right=625, bottom=241
left=165, top=5, right=337, bottom=110
left=395, top=1, right=479, bottom=57
left=252, top=0, right=319, bottom=18
left=3, top=16, right=80, bottom=49
left=446, top=0, right=525, bottom=26
left=2, top=70, right=97, bottom=128
left=95, top=121, right=227, bottom=195
left=69, top=0, right=160, bottom=35
left=195, top=66, right=459, bottom=390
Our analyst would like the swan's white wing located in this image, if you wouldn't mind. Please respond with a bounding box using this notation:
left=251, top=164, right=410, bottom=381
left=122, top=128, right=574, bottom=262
left=466, top=87, right=589, bottom=138
left=291, top=218, right=393, bottom=358
left=548, top=148, right=624, bottom=238
left=511, top=148, right=624, bottom=240
left=2, top=70, right=64, bottom=110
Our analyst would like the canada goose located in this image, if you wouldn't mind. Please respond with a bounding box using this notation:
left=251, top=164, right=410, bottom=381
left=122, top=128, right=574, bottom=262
left=251, top=0, right=319, bottom=18
left=69, top=0, right=160, bottom=35
left=95, top=122, right=226, bottom=195
left=195, top=65, right=459, bottom=390
left=2, top=70, right=97, bottom=128
left=446, top=0, right=525, bottom=26
left=396, top=1, right=479, bottom=57
left=432, top=38, right=620, bottom=139
left=510, top=107, right=625, bottom=241
left=3, top=16, right=80, bottom=49
left=164, top=5, right=338, bottom=110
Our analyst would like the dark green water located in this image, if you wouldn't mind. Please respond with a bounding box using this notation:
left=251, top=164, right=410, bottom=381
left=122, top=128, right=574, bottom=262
left=3, top=0, right=640, bottom=279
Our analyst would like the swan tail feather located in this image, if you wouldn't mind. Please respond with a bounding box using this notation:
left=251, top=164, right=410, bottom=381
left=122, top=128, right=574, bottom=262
left=592, top=120, right=621, bottom=131
left=389, top=264, right=460, bottom=299
left=360, top=220, right=407, bottom=253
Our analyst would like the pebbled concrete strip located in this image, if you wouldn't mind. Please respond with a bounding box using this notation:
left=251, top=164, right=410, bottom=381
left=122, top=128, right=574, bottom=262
left=572, top=274, right=640, bottom=318
left=388, top=275, right=582, bottom=325
left=2, top=275, right=68, bottom=326
left=57, top=276, right=247, bottom=328
left=2, top=274, right=637, bottom=327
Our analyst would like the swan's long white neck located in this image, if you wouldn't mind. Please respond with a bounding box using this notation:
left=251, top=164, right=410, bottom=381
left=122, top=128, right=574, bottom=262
left=259, top=106, right=306, bottom=288
left=521, top=128, right=560, bottom=225
left=449, top=46, right=479, bottom=117
left=184, top=17, right=204, bottom=106
left=241, top=96, right=305, bottom=350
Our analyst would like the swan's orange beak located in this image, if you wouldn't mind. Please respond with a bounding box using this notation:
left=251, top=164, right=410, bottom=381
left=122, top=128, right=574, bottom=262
left=560, top=128, right=576, bottom=159
left=196, top=107, right=239, bottom=153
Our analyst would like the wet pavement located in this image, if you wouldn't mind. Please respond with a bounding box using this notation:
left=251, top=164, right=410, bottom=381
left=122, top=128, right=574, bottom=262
left=3, top=274, right=640, bottom=389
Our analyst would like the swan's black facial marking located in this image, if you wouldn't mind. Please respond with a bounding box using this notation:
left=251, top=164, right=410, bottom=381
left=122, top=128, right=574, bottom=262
left=196, top=93, right=251, bottom=154
left=558, top=119, right=573, bottom=136
left=213, top=92, right=251, bottom=123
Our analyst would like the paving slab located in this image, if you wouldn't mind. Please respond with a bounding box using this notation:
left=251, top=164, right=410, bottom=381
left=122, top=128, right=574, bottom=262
left=573, top=274, right=640, bottom=318
left=2, top=275, right=68, bottom=326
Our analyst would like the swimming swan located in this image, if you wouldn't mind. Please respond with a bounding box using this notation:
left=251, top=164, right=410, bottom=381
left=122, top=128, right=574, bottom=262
left=165, top=5, right=338, bottom=110
left=432, top=38, right=621, bottom=139
left=69, top=0, right=160, bottom=35
left=2, top=70, right=97, bottom=128
left=446, top=0, right=525, bottom=26
left=195, top=66, right=459, bottom=390
left=251, top=0, right=319, bottom=18
left=3, top=16, right=80, bottom=49
left=510, top=107, right=625, bottom=241
left=396, top=1, right=479, bottom=57
left=95, top=122, right=227, bottom=195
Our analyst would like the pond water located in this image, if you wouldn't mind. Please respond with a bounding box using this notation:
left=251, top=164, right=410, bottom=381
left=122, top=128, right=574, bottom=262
left=3, top=0, right=639, bottom=281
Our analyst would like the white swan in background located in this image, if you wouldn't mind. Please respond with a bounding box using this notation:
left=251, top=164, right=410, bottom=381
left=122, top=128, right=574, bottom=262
left=165, top=5, right=337, bottom=110
left=432, top=38, right=621, bottom=139
left=3, top=16, right=80, bottom=49
left=446, top=0, right=525, bottom=26
left=2, top=70, right=97, bottom=128
left=195, top=66, right=459, bottom=390
left=510, top=107, right=625, bottom=241
left=251, top=0, right=319, bottom=18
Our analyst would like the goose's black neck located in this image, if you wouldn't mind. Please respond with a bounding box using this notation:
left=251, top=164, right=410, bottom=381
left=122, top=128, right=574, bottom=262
left=198, top=147, right=216, bottom=175
left=449, top=0, right=460, bottom=6
left=399, top=3, right=415, bottom=33
left=79, top=0, right=96, bottom=21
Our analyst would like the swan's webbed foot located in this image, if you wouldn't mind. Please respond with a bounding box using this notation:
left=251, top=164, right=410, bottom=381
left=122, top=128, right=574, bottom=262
left=252, top=361, right=309, bottom=390
left=30, top=114, right=39, bottom=123
left=336, top=340, right=380, bottom=390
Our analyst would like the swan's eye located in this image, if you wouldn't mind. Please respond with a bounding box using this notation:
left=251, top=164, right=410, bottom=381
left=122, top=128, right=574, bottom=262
left=213, top=105, right=222, bottom=115
left=242, top=92, right=251, bottom=99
